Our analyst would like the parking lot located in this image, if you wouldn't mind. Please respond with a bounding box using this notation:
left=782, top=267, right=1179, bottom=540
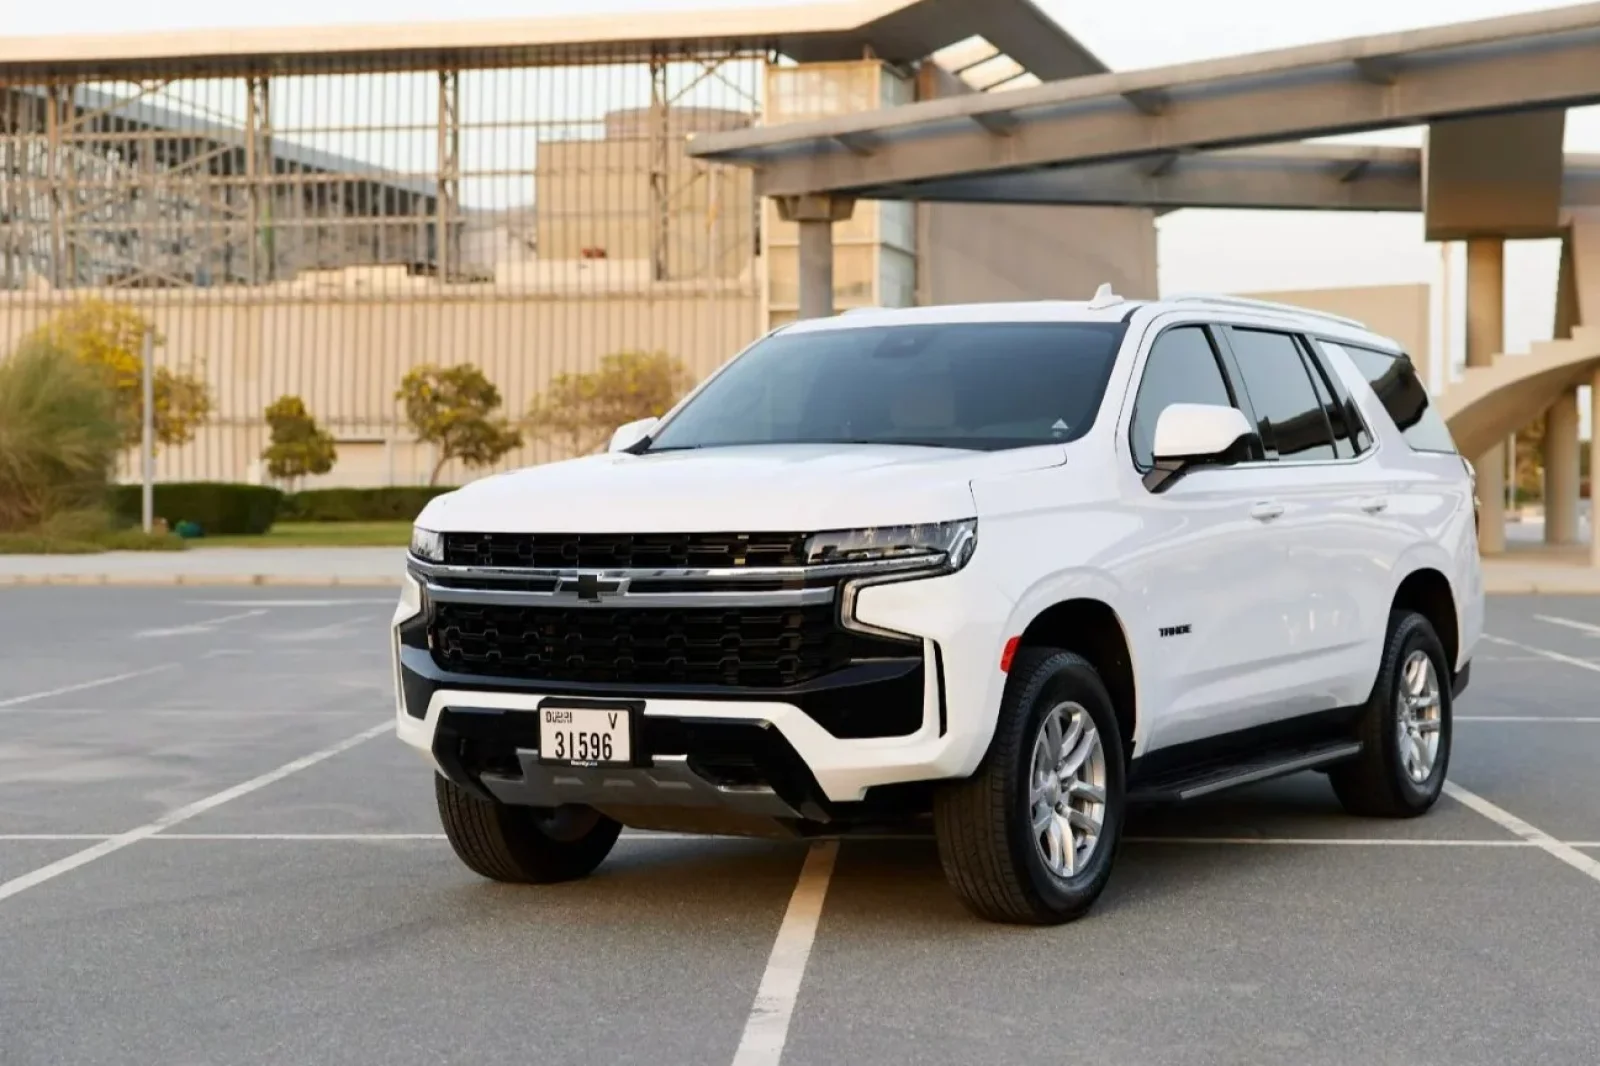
left=2, top=588, right=1598, bottom=1066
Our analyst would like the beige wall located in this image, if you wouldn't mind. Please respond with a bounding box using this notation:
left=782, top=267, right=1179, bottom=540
left=911, top=60, right=1159, bottom=306
left=918, top=201, right=1159, bottom=305
left=0, top=278, right=759, bottom=487
left=1238, top=283, right=1433, bottom=384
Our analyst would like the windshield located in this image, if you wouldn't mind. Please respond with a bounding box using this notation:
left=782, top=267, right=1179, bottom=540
left=644, top=320, right=1128, bottom=453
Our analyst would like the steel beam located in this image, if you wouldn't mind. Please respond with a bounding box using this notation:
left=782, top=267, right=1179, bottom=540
left=244, top=75, right=272, bottom=282
left=436, top=68, right=460, bottom=281
left=837, top=146, right=1600, bottom=213
left=687, top=4, right=1600, bottom=199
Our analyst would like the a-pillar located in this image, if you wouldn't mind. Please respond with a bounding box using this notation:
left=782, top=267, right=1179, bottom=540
left=775, top=194, right=855, bottom=320
left=1544, top=387, right=1581, bottom=545
left=1466, top=236, right=1507, bottom=553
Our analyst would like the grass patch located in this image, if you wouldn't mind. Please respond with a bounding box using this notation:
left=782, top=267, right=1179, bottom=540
left=193, top=520, right=412, bottom=548
left=0, top=527, right=188, bottom=554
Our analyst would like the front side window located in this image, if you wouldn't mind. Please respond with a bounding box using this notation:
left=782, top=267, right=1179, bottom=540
left=643, top=321, right=1128, bottom=453
left=1226, top=328, right=1338, bottom=462
left=1128, top=325, right=1236, bottom=469
left=1324, top=341, right=1458, bottom=454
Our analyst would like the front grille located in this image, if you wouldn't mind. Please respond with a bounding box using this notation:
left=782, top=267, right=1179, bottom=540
left=430, top=601, right=883, bottom=687
left=442, top=531, right=811, bottom=570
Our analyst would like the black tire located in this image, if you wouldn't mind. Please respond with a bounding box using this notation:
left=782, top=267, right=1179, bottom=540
left=435, top=774, right=622, bottom=883
left=1329, top=610, right=1453, bottom=818
left=932, top=647, right=1127, bottom=925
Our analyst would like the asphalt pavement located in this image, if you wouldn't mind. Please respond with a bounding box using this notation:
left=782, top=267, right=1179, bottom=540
left=2, top=588, right=1598, bottom=1066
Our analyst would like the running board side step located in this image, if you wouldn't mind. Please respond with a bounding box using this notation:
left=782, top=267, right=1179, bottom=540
left=1128, top=740, right=1364, bottom=803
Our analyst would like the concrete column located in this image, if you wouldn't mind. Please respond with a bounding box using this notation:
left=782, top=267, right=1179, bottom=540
left=1592, top=372, right=1600, bottom=568
left=1465, top=236, right=1507, bottom=553
left=1545, top=388, right=1581, bottom=545
left=774, top=194, right=855, bottom=320
left=797, top=219, right=834, bottom=320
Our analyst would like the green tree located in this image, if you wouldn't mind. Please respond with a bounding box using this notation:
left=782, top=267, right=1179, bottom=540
left=23, top=298, right=212, bottom=450
left=0, top=339, right=122, bottom=532
left=261, top=395, right=338, bottom=489
left=1513, top=414, right=1545, bottom=503
left=526, top=350, right=692, bottom=456
left=396, top=363, right=523, bottom=486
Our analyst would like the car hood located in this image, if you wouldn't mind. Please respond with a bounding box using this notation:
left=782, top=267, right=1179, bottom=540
left=418, top=442, right=1067, bottom=533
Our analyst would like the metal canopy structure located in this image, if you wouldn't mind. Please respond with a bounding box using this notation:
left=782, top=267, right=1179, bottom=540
left=686, top=2, right=1600, bottom=200
left=0, top=0, right=1104, bottom=80
left=874, top=144, right=1600, bottom=212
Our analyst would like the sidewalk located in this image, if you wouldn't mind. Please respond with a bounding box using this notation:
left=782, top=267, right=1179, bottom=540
left=0, top=546, right=405, bottom=587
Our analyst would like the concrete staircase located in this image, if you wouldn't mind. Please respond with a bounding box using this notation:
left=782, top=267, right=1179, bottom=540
left=1438, top=326, right=1600, bottom=460
left=1439, top=207, right=1600, bottom=459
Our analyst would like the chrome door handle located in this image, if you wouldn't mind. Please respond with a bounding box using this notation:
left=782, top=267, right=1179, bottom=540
left=1249, top=501, right=1285, bottom=522
left=1358, top=496, right=1389, bottom=514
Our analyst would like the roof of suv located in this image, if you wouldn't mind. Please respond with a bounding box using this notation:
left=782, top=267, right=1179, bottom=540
left=783, top=287, right=1404, bottom=353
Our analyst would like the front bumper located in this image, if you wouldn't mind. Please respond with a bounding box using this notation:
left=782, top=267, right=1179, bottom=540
left=390, top=562, right=1013, bottom=811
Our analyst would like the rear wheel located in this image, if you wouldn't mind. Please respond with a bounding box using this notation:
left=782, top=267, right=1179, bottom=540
left=933, top=648, right=1126, bottom=925
left=436, top=774, right=621, bottom=883
left=1330, top=610, right=1452, bottom=818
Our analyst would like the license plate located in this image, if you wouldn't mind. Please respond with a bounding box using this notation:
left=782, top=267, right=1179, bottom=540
left=538, top=705, right=632, bottom=766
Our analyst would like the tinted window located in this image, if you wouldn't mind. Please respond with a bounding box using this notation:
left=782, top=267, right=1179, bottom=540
left=1326, top=342, right=1458, bottom=454
left=1297, top=338, right=1367, bottom=458
left=645, top=321, right=1127, bottom=453
left=1129, top=326, right=1235, bottom=468
left=1227, top=328, right=1338, bottom=462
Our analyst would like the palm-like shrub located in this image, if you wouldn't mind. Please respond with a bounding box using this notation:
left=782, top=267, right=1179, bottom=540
left=0, top=339, right=122, bottom=532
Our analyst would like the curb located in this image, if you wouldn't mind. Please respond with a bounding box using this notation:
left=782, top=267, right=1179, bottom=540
left=1, top=573, right=401, bottom=588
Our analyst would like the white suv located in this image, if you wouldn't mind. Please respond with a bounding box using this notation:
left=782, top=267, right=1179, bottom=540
left=392, top=288, right=1483, bottom=925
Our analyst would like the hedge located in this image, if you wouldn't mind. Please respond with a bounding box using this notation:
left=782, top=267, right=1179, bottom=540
left=109, top=482, right=284, bottom=536
left=279, top=487, right=456, bottom=522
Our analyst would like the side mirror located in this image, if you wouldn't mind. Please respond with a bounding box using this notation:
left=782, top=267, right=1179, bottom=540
left=1147, top=403, right=1255, bottom=492
left=608, top=417, right=659, bottom=453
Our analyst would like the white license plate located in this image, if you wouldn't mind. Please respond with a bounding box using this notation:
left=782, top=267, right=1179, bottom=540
left=538, top=706, right=632, bottom=766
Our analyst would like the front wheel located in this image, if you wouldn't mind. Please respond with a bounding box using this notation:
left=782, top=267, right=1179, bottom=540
left=1329, top=610, right=1453, bottom=818
left=436, top=774, right=622, bottom=883
left=933, top=648, right=1126, bottom=925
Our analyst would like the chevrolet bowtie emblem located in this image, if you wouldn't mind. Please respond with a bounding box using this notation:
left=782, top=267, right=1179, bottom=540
left=558, top=572, right=627, bottom=601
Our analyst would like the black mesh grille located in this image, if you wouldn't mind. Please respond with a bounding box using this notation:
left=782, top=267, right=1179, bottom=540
left=430, top=602, right=878, bottom=687
left=442, top=532, right=810, bottom=570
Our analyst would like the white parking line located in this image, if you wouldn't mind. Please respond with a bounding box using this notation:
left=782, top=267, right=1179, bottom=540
left=1124, top=836, right=1529, bottom=847
left=731, top=840, right=839, bottom=1066
left=189, top=599, right=397, bottom=608
left=133, top=609, right=268, bottom=639
left=1481, top=634, right=1600, bottom=674
left=1535, top=614, right=1600, bottom=637
left=1443, top=781, right=1600, bottom=885
left=0, top=664, right=179, bottom=710
left=0, top=721, right=390, bottom=904
left=1458, top=716, right=1600, bottom=723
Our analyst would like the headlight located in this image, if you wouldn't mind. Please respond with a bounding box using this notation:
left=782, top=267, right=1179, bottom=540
left=410, top=526, right=444, bottom=562
left=805, top=519, right=977, bottom=571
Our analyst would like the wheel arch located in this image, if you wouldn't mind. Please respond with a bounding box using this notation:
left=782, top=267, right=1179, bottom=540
left=1016, top=597, right=1138, bottom=762
left=1390, top=566, right=1460, bottom=671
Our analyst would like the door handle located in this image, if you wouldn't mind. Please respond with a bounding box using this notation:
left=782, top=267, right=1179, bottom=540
left=1249, top=501, right=1285, bottom=522
left=1357, top=496, right=1389, bottom=514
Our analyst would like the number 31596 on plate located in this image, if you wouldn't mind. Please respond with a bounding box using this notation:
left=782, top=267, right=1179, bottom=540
left=538, top=706, right=632, bottom=766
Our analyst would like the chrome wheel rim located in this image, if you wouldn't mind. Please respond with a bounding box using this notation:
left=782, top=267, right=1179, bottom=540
left=1029, top=701, right=1108, bottom=878
left=1396, top=649, right=1444, bottom=783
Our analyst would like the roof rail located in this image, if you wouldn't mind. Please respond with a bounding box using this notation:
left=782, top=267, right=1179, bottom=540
left=1163, top=293, right=1369, bottom=331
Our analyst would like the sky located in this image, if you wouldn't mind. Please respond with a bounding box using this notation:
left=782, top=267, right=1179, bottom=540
left=13, top=0, right=1599, bottom=395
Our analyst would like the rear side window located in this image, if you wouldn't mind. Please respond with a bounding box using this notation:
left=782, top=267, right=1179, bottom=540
left=1225, top=328, right=1338, bottom=462
left=1325, top=342, right=1458, bottom=454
